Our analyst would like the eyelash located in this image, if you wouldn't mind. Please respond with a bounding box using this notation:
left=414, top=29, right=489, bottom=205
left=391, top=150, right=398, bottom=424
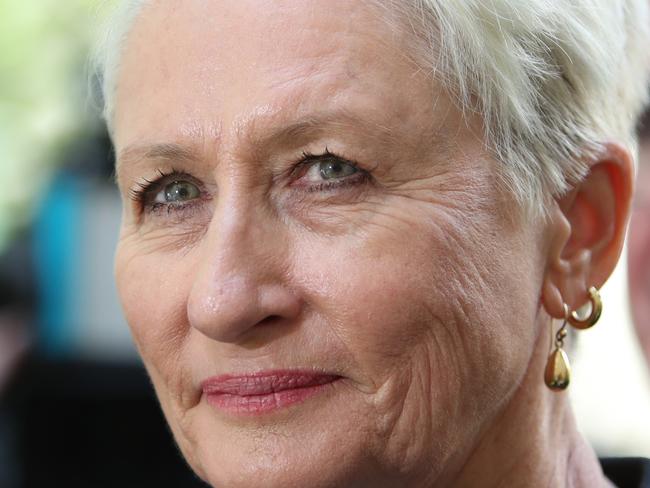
left=129, top=149, right=370, bottom=215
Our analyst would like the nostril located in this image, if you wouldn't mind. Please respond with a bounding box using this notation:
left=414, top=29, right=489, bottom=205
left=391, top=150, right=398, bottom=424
left=259, top=315, right=283, bottom=326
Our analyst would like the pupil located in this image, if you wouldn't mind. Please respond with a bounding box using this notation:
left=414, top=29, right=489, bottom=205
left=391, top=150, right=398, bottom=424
left=321, top=160, right=345, bottom=179
left=166, top=181, right=194, bottom=201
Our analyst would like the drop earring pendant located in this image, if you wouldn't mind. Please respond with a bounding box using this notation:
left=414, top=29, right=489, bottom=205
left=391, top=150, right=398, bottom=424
left=544, top=304, right=571, bottom=391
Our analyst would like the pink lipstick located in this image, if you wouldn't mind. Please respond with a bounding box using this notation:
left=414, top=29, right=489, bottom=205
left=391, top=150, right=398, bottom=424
left=202, top=370, right=341, bottom=415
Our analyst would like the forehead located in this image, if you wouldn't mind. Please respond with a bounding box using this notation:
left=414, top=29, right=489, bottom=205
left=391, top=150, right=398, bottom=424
left=113, top=0, right=444, bottom=154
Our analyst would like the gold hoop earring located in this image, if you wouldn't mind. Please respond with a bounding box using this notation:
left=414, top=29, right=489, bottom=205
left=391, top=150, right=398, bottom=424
left=544, top=304, right=571, bottom=391
left=568, top=286, right=602, bottom=330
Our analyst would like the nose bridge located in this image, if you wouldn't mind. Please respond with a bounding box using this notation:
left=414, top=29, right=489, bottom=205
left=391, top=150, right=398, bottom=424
left=187, top=184, right=298, bottom=343
left=209, top=181, right=278, bottom=276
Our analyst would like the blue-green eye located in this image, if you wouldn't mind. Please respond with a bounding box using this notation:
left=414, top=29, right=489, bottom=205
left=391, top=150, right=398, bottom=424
left=155, top=180, right=201, bottom=203
left=318, top=159, right=358, bottom=180
left=303, top=157, right=359, bottom=183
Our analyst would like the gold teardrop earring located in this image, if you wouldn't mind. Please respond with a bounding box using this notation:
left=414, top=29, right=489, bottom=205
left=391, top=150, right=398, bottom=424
left=544, top=286, right=602, bottom=391
left=544, top=303, right=571, bottom=391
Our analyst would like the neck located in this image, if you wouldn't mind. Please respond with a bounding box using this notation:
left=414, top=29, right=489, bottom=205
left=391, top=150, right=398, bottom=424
left=446, top=320, right=614, bottom=488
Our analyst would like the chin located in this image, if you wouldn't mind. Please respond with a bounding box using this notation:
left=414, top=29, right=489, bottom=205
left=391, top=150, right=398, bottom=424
left=165, top=381, right=419, bottom=488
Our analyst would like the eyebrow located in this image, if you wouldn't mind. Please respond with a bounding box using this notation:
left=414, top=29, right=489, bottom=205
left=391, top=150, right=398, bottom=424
left=115, top=109, right=402, bottom=182
left=116, top=143, right=200, bottom=180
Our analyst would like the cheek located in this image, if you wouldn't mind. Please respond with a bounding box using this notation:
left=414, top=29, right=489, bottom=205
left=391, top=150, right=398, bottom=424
left=291, top=204, right=539, bottom=465
left=115, top=238, right=208, bottom=471
left=114, top=239, right=196, bottom=402
left=298, top=211, right=534, bottom=379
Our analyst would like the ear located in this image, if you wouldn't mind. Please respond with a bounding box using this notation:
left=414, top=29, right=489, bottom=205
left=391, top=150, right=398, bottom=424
left=542, top=143, right=634, bottom=319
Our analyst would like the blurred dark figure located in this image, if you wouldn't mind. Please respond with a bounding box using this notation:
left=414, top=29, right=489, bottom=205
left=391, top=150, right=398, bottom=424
left=0, top=234, right=34, bottom=488
left=0, top=235, right=34, bottom=391
left=629, top=113, right=650, bottom=369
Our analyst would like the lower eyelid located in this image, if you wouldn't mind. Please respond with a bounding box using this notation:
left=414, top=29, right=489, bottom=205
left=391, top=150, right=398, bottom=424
left=147, top=199, right=204, bottom=218
left=299, top=171, right=371, bottom=193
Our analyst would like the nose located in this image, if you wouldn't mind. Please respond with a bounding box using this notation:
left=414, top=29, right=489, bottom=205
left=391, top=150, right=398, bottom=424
left=187, top=200, right=301, bottom=344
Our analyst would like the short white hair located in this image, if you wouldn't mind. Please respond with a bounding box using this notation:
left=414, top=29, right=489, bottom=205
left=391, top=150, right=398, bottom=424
left=94, top=0, right=650, bottom=215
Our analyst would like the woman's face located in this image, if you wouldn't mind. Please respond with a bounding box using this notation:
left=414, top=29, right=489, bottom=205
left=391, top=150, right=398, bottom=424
left=114, top=1, right=547, bottom=486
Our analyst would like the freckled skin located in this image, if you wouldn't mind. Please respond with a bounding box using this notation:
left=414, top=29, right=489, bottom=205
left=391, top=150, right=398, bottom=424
left=113, top=1, right=554, bottom=487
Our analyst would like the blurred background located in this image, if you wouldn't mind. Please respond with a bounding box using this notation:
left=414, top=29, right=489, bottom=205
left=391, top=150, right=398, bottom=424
left=0, top=1, right=205, bottom=486
left=0, top=2, right=648, bottom=487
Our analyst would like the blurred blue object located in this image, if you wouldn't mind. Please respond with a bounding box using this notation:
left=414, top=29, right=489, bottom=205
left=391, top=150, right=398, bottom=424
left=33, top=172, right=82, bottom=355
left=32, top=170, right=137, bottom=360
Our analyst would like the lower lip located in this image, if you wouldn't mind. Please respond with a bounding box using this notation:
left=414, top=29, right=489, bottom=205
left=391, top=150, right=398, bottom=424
left=203, top=374, right=341, bottom=416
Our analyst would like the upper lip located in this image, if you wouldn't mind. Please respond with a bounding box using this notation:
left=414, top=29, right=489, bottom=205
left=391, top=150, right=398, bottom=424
left=201, top=370, right=341, bottom=396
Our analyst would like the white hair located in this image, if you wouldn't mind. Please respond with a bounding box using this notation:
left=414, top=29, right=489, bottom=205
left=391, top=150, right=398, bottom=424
left=93, top=0, right=147, bottom=129
left=94, top=0, right=650, bottom=215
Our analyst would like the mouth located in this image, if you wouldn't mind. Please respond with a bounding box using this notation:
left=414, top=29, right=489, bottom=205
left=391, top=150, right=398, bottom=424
left=201, top=370, right=342, bottom=415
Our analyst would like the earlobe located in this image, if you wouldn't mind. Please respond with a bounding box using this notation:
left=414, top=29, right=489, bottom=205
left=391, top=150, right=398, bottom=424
left=542, top=276, right=566, bottom=320
left=542, top=142, right=633, bottom=314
